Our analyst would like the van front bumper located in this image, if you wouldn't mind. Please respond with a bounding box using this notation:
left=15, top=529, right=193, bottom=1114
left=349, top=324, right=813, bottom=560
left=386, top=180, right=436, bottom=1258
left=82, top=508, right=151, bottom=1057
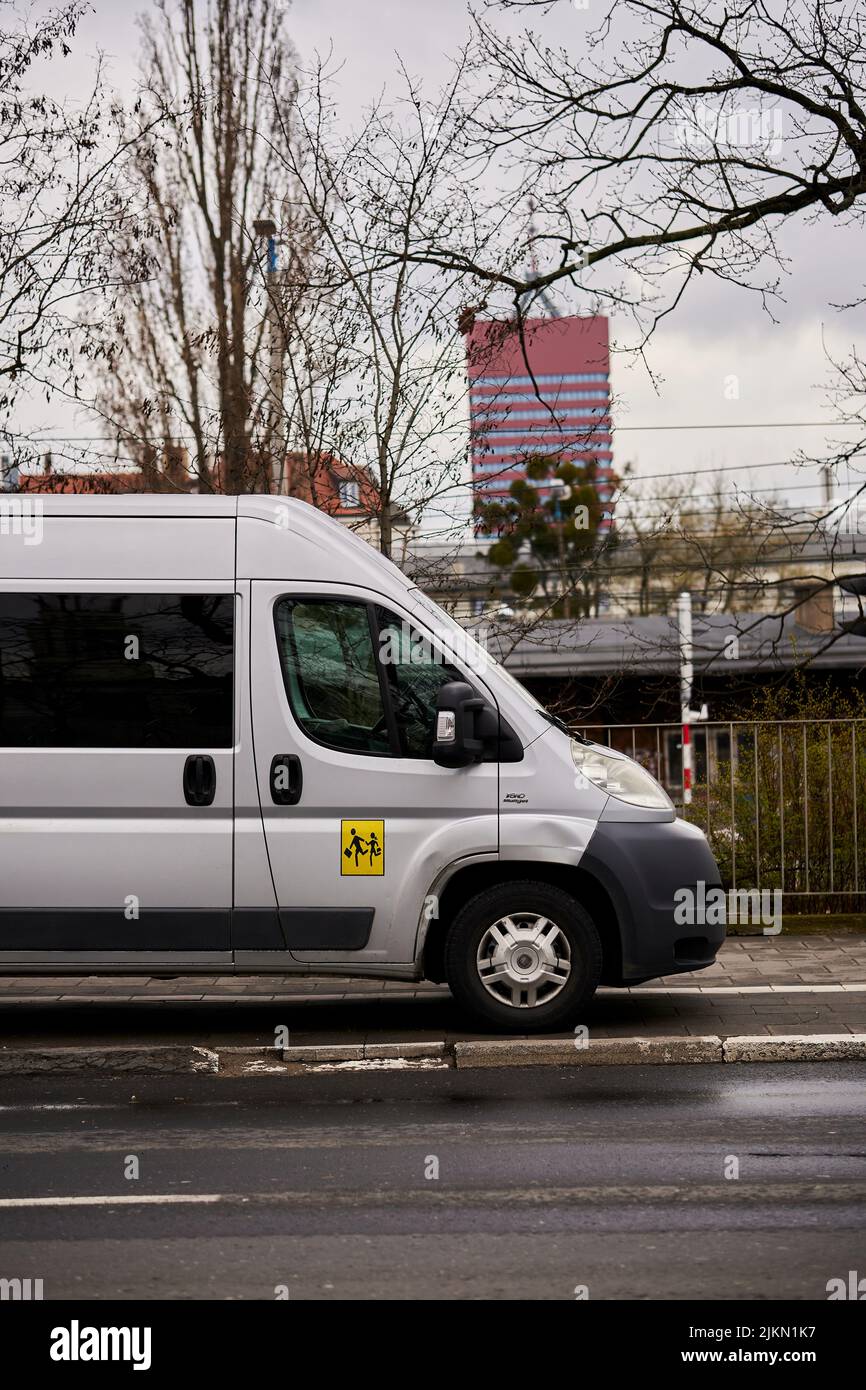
left=580, top=816, right=726, bottom=985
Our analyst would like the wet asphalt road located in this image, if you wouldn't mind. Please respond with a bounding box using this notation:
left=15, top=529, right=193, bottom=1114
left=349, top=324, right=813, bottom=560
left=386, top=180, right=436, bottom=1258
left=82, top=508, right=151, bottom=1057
left=0, top=1062, right=864, bottom=1300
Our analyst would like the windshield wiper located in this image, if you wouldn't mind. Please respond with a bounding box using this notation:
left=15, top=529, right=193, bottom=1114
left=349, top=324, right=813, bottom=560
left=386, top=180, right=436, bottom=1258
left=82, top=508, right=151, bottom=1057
left=536, top=708, right=589, bottom=744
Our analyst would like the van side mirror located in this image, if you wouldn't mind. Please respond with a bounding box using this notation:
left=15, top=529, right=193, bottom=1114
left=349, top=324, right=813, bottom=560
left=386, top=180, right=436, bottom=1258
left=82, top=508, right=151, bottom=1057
left=432, top=680, right=494, bottom=768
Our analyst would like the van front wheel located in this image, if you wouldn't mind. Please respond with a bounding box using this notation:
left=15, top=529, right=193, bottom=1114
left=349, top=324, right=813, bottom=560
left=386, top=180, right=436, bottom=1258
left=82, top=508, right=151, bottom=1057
left=444, top=881, right=602, bottom=1033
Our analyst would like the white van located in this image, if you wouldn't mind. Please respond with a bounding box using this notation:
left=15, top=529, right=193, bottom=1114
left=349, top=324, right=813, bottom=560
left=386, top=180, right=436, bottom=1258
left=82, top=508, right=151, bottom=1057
left=0, top=494, right=724, bottom=1031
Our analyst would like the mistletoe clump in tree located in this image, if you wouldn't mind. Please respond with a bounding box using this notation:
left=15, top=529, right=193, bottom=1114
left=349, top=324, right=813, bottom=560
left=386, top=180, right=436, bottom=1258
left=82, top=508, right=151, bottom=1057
left=476, top=454, right=614, bottom=619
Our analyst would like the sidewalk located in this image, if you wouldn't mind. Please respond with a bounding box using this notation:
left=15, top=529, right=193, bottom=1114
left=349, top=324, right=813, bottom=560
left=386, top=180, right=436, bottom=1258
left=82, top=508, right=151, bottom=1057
left=1, top=935, right=864, bottom=1050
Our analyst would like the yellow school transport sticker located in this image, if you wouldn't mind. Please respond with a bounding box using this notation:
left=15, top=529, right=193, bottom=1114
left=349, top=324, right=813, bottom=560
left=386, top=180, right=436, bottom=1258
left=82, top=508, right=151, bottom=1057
left=341, top=819, right=385, bottom=875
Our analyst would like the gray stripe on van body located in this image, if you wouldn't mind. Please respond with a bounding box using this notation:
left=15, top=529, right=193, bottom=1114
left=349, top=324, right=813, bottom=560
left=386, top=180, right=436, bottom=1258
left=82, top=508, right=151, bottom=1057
left=0, top=907, right=374, bottom=953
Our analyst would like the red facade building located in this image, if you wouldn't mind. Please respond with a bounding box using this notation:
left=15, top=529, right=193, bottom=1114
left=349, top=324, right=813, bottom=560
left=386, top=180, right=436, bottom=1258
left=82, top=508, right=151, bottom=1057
left=466, top=315, right=614, bottom=507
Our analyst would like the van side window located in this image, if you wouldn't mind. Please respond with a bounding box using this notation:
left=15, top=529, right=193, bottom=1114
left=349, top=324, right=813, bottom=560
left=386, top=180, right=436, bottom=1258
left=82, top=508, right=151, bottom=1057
left=275, top=599, right=391, bottom=756
left=0, top=593, right=234, bottom=748
left=375, top=609, right=464, bottom=759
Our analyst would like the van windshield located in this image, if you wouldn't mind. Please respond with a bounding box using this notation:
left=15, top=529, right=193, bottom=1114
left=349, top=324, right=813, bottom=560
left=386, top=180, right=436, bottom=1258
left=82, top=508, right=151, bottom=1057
left=410, top=591, right=545, bottom=712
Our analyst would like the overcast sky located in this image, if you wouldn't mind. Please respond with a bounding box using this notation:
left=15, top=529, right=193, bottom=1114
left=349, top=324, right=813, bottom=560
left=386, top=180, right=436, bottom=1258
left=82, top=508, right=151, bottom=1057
left=21, top=0, right=866, bottom=523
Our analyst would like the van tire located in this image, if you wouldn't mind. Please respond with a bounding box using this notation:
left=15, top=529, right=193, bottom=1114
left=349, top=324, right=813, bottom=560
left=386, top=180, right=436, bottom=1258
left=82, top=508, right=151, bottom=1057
left=444, top=880, right=602, bottom=1033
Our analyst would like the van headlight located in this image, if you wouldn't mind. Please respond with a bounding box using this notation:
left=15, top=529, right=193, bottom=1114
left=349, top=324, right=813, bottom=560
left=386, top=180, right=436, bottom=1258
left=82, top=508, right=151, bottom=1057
left=571, top=739, right=672, bottom=810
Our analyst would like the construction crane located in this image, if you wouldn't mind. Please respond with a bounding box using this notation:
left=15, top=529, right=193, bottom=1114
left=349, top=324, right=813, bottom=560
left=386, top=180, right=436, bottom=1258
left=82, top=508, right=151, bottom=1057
left=521, top=197, right=560, bottom=319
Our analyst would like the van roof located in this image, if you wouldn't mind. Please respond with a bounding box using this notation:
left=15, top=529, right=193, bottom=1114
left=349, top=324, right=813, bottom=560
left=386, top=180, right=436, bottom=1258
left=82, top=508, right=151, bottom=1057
left=5, top=493, right=414, bottom=597
left=27, top=494, right=236, bottom=517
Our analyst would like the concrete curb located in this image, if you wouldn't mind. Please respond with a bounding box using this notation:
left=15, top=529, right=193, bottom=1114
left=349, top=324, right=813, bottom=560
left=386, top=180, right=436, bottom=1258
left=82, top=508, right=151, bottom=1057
left=723, top=1034, right=866, bottom=1063
left=452, top=1036, right=723, bottom=1069
left=0, top=1035, right=865, bottom=1076
left=0, top=1045, right=219, bottom=1075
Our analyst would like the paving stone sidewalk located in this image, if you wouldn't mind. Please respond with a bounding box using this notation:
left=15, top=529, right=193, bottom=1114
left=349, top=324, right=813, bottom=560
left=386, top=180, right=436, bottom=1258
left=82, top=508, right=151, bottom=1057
left=0, top=935, right=864, bottom=1049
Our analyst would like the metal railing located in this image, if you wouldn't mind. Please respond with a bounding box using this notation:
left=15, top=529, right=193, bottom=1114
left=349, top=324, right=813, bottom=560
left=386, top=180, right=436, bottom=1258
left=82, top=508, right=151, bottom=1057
left=577, top=718, right=866, bottom=909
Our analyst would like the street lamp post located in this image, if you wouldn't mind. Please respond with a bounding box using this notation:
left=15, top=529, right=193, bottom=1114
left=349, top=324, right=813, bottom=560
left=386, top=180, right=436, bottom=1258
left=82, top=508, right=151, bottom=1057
left=254, top=217, right=286, bottom=495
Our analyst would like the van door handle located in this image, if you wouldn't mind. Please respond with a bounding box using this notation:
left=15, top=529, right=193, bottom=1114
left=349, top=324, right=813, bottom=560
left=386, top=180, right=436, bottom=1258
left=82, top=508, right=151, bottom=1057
left=183, top=754, right=216, bottom=807
left=270, top=754, right=302, bottom=805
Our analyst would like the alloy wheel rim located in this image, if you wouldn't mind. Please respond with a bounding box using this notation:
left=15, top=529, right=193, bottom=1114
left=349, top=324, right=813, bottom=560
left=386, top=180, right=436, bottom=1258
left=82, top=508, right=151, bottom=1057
left=475, top=912, right=572, bottom=1008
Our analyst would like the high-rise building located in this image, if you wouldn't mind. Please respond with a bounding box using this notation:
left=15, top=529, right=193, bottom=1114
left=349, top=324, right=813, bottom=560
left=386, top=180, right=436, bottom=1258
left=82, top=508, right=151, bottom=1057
left=466, top=315, right=614, bottom=508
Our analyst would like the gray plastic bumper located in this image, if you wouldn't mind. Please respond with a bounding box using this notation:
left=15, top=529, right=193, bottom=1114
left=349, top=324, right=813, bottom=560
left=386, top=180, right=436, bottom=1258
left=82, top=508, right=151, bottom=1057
left=580, top=817, right=725, bottom=984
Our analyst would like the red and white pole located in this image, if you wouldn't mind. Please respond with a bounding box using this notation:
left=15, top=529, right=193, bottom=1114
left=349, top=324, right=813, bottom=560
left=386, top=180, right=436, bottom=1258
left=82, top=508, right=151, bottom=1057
left=677, top=591, right=694, bottom=806
left=682, top=717, right=692, bottom=804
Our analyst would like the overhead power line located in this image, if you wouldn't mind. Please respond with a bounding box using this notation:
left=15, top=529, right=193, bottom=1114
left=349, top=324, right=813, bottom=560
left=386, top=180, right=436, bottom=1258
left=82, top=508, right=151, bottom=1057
left=612, top=421, right=866, bottom=433
left=10, top=418, right=866, bottom=444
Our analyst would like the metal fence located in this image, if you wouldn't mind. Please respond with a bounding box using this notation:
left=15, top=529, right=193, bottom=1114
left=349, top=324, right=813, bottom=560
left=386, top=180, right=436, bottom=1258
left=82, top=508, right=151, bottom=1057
left=577, top=719, right=866, bottom=911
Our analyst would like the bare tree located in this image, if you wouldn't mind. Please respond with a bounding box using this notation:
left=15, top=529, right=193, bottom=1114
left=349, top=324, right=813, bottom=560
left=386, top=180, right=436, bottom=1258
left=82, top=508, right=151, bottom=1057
left=614, top=471, right=697, bottom=616
left=263, top=53, right=501, bottom=556
left=0, top=0, right=137, bottom=465
left=95, top=0, right=309, bottom=493
left=89, top=3, right=495, bottom=563
left=386, top=0, right=866, bottom=654
left=613, top=471, right=790, bottom=615
left=415, top=2, right=866, bottom=324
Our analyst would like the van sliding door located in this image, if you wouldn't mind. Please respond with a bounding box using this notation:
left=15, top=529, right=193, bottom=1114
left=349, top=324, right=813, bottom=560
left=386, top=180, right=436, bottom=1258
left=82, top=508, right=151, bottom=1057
left=0, top=584, right=235, bottom=955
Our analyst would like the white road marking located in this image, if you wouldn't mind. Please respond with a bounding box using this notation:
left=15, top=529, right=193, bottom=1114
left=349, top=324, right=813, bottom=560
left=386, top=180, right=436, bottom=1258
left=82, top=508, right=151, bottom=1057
left=0, top=1101, right=242, bottom=1114
left=1, top=1184, right=865, bottom=1210
left=0, top=1103, right=121, bottom=1113
left=0, top=1193, right=224, bottom=1209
